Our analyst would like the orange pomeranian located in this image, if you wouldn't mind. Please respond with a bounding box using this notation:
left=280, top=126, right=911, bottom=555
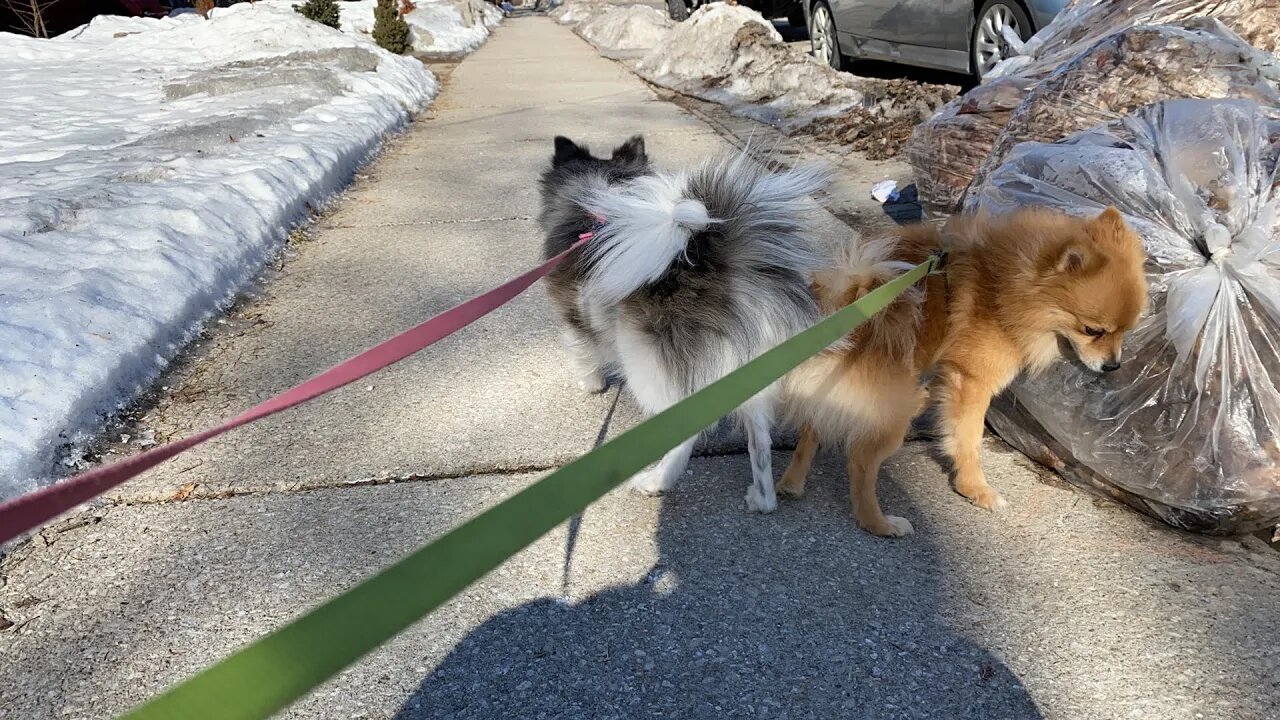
left=780, top=206, right=1148, bottom=536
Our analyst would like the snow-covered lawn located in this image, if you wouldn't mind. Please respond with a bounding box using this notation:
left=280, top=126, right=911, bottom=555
left=0, top=2, right=495, bottom=501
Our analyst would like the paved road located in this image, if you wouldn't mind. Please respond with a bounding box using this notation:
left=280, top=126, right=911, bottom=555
left=3, top=16, right=1280, bottom=720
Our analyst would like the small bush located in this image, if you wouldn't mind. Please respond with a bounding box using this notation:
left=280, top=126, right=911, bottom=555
left=293, top=0, right=341, bottom=28
left=373, top=0, right=411, bottom=53
left=194, top=0, right=215, bottom=18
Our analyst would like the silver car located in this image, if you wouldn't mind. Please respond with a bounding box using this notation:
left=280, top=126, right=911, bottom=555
left=805, top=0, right=1067, bottom=79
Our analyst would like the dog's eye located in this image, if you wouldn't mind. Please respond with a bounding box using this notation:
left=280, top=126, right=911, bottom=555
left=1083, top=326, right=1106, bottom=338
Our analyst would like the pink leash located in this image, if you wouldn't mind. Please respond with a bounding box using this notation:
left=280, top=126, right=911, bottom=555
left=0, top=235, right=592, bottom=545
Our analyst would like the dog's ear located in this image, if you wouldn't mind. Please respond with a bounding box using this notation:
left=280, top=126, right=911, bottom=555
left=1091, top=205, right=1143, bottom=251
left=1052, top=243, right=1090, bottom=274
left=1091, top=206, right=1127, bottom=235
left=553, top=136, right=587, bottom=166
left=612, top=135, right=647, bottom=164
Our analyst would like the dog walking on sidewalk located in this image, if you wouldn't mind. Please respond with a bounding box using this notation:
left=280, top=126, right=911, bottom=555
left=781, top=207, right=1148, bottom=536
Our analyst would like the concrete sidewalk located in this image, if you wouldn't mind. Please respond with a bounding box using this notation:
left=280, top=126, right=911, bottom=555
left=3, top=16, right=1280, bottom=720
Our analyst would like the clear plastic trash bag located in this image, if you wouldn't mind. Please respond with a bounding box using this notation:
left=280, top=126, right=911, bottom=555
left=990, top=0, right=1280, bottom=82
left=967, top=20, right=1280, bottom=203
left=905, top=0, right=1280, bottom=211
left=968, top=98, right=1280, bottom=533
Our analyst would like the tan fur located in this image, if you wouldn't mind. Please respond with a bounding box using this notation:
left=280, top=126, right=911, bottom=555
left=781, top=206, right=1148, bottom=536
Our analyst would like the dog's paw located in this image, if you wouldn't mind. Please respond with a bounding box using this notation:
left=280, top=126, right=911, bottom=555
left=776, top=474, right=806, bottom=498
left=862, top=514, right=914, bottom=538
left=629, top=469, right=667, bottom=496
left=576, top=372, right=607, bottom=394
left=968, top=488, right=1008, bottom=512
left=744, top=485, right=778, bottom=514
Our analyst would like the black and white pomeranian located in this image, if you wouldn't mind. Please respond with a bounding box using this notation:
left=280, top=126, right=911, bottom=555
left=538, top=134, right=829, bottom=512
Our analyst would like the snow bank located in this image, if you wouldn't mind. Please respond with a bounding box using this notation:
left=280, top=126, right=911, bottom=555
left=0, top=3, right=436, bottom=499
left=636, top=4, right=932, bottom=128
left=552, top=0, right=610, bottom=26
left=575, top=4, right=672, bottom=58
left=557, top=2, right=955, bottom=158
left=317, top=0, right=503, bottom=55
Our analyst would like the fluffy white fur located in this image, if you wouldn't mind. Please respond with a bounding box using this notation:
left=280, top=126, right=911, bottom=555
left=581, top=172, right=717, bottom=306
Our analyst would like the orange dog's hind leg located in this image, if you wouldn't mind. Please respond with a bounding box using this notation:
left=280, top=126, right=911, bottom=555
left=778, top=424, right=820, bottom=498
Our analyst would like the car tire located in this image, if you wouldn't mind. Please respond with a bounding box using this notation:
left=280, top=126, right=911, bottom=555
left=667, top=0, right=689, bottom=21
left=810, top=1, right=842, bottom=71
left=970, top=0, right=1032, bottom=79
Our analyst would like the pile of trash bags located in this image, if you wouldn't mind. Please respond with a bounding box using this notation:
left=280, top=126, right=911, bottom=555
left=906, top=0, right=1280, bottom=211
left=971, top=98, right=1280, bottom=534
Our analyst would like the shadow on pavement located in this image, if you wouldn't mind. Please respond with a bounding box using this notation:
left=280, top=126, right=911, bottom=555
left=394, top=450, right=1045, bottom=719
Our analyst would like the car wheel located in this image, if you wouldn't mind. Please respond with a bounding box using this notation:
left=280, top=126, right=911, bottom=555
left=667, top=0, right=689, bottom=21
left=810, top=1, right=842, bottom=71
left=970, top=0, right=1032, bottom=79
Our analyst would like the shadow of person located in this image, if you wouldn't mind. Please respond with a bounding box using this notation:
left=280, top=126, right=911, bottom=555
left=394, top=448, right=1045, bottom=719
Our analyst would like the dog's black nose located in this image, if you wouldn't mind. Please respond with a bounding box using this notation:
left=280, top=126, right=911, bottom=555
left=1101, top=359, right=1121, bottom=372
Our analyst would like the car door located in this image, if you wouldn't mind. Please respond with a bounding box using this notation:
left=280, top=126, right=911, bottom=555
left=868, top=0, right=969, bottom=49
left=833, top=0, right=969, bottom=65
left=832, top=0, right=895, bottom=47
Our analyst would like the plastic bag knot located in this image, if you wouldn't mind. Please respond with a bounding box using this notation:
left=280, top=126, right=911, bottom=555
left=1203, top=223, right=1233, bottom=268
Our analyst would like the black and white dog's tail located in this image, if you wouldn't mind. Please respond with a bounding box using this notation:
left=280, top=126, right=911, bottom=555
left=577, top=153, right=832, bottom=305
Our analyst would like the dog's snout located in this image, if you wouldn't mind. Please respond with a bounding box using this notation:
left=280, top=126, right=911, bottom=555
left=1101, top=358, right=1121, bottom=372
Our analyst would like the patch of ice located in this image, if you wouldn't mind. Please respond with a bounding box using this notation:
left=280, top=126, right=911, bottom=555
left=0, top=2, right=437, bottom=500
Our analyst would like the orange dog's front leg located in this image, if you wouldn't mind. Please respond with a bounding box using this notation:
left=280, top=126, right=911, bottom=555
left=938, top=367, right=1007, bottom=511
left=847, top=422, right=914, bottom=537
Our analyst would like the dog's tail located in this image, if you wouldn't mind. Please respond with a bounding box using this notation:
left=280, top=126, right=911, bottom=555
left=577, top=172, right=715, bottom=305
left=813, top=233, right=925, bottom=365
left=578, top=154, right=831, bottom=305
